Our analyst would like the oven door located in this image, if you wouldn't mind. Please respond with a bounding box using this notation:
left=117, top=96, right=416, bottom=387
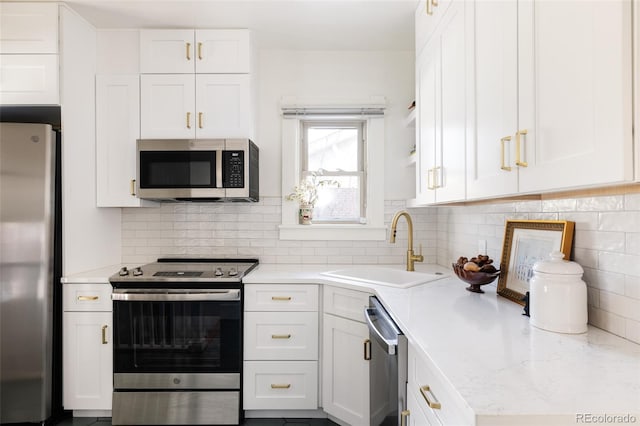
left=112, top=289, right=241, bottom=376
left=136, top=139, right=225, bottom=199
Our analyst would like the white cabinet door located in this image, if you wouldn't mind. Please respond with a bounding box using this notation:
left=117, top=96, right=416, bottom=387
left=0, top=2, right=58, bottom=53
left=195, top=74, right=251, bottom=138
left=517, top=0, right=633, bottom=192
left=96, top=75, right=156, bottom=207
left=466, top=0, right=519, bottom=199
left=322, top=313, right=369, bottom=426
left=406, top=388, right=439, bottom=426
left=0, top=55, right=59, bottom=105
left=195, top=30, right=250, bottom=73
left=140, top=74, right=195, bottom=138
left=63, top=312, right=112, bottom=410
left=140, top=29, right=195, bottom=74
left=244, top=311, right=319, bottom=361
left=416, top=2, right=466, bottom=204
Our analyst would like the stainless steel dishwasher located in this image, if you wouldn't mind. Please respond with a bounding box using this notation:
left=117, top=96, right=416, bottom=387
left=365, top=296, right=408, bottom=426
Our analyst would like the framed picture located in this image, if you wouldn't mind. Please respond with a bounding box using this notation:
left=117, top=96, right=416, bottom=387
left=497, top=220, right=575, bottom=305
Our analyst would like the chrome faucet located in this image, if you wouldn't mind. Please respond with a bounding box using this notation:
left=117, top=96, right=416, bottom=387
left=389, top=210, right=424, bottom=271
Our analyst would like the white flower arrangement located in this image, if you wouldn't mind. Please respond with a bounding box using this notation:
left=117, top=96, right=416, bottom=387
left=285, top=170, right=340, bottom=207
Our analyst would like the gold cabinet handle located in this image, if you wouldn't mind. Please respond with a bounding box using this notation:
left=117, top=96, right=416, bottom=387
left=198, top=42, right=203, bottom=60
left=515, top=129, right=528, bottom=167
left=101, top=325, right=108, bottom=345
left=364, top=339, right=371, bottom=360
left=426, top=0, right=433, bottom=15
left=271, top=296, right=292, bottom=301
left=186, top=42, right=191, bottom=60
left=271, top=334, right=291, bottom=339
left=270, top=384, right=291, bottom=389
left=432, top=0, right=439, bottom=7
left=500, top=136, right=512, bottom=171
left=419, top=385, right=441, bottom=409
left=78, top=295, right=99, bottom=301
left=401, top=410, right=410, bottom=426
left=186, top=112, right=192, bottom=129
left=130, top=179, right=136, bottom=196
left=198, top=112, right=203, bottom=129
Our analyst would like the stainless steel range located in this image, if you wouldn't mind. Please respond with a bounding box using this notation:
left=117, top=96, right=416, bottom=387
left=109, top=258, right=258, bottom=426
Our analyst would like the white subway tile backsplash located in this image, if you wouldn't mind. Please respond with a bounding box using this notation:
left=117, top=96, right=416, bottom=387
left=122, top=195, right=640, bottom=344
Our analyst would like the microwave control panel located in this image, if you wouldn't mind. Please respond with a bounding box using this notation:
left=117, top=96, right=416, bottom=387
left=223, top=151, right=245, bottom=188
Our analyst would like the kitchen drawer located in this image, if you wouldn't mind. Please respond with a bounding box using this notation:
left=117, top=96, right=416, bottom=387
left=244, top=312, right=318, bottom=360
left=323, top=285, right=371, bottom=323
left=408, top=343, right=471, bottom=425
left=63, top=284, right=112, bottom=312
left=244, top=284, right=318, bottom=312
left=407, top=384, right=440, bottom=425
left=243, top=361, right=318, bottom=410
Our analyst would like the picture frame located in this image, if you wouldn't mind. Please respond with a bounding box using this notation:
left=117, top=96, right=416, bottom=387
left=497, top=220, right=575, bottom=305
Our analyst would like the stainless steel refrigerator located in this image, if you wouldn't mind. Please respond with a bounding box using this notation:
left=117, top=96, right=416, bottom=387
left=0, top=122, right=59, bottom=423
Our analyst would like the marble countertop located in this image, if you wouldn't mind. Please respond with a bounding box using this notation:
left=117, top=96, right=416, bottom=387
left=62, top=262, right=640, bottom=420
left=246, top=263, right=640, bottom=421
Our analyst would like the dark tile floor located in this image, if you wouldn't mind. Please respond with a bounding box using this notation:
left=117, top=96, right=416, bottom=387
left=55, top=417, right=339, bottom=426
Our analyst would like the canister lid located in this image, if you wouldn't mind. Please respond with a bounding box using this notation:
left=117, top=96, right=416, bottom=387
left=532, top=251, right=584, bottom=275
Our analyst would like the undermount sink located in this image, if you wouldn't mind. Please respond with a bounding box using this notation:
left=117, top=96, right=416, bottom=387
left=321, top=267, right=446, bottom=288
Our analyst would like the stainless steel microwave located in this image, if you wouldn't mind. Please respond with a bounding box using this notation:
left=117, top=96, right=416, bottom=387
left=136, top=138, right=258, bottom=201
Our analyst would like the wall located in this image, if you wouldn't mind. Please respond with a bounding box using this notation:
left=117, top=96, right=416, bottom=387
left=437, top=194, right=640, bottom=345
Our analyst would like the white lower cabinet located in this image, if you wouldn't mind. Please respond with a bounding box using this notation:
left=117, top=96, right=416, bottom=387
left=407, top=342, right=472, bottom=426
left=322, top=286, right=372, bottom=426
left=62, top=284, right=112, bottom=411
left=243, top=284, right=319, bottom=411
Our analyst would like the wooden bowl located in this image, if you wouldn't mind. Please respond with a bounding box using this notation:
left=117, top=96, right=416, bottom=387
left=451, top=263, right=501, bottom=293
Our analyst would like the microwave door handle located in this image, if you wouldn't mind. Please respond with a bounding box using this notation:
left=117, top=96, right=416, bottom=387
left=216, top=150, right=223, bottom=188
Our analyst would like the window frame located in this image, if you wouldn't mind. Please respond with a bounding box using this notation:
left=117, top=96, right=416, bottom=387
left=279, top=106, right=386, bottom=241
left=300, top=119, right=367, bottom=224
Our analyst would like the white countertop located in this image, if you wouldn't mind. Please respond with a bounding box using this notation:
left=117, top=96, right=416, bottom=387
left=245, top=263, right=640, bottom=422
left=62, top=261, right=640, bottom=421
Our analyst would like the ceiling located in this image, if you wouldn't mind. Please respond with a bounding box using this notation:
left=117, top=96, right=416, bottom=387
left=59, top=0, right=417, bottom=51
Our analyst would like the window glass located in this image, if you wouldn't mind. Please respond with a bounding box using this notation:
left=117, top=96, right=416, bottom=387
left=302, top=121, right=365, bottom=223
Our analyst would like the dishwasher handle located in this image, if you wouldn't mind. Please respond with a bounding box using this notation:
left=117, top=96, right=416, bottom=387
left=364, top=307, right=398, bottom=355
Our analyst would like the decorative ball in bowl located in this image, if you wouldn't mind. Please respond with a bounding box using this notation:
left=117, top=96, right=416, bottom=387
left=452, top=255, right=501, bottom=293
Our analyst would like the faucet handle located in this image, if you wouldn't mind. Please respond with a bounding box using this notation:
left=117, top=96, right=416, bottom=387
left=415, top=244, right=424, bottom=263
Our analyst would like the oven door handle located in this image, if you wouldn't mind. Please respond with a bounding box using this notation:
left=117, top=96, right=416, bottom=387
left=111, top=290, right=240, bottom=301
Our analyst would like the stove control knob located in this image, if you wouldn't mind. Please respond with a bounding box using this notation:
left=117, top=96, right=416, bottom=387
left=228, top=267, right=238, bottom=276
left=132, top=267, right=143, bottom=277
left=118, top=267, right=129, bottom=276
left=215, top=267, right=224, bottom=277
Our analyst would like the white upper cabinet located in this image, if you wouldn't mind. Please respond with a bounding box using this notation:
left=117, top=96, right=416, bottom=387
left=140, top=74, right=196, bottom=138
left=467, top=0, right=633, bottom=199
left=465, top=0, right=519, bottom=199
left=0, top=2, right=58, bottom=53
left=140, top=29, right=250, bottom=74
left=96, top=75, right=156, bottom=207
left=0, top=3, right=59, bottom=105
left=517, top=0, right=633, bottom=193
left=415, top=1, right=466, bottom=204
left=414, top=0, right=453, bottom=56
left=140, top=74, right=250, bottom=139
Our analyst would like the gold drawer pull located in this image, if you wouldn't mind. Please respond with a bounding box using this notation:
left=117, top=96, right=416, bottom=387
left=401, top=410, right=410, bottom=426
left=198, top=112, right=203, bottom=129
left=198, top=42, right=203, bottom=60
left=101, top=325, right=108, bottom=344
left=186, top=42, right=191, bottom=60
left=364, top=339, right=371, bottom=360
left=186, top=112, right=192, bottom=129
left=130, top=179, right=136, bottom=196
left=78, top=295, right=99, bottom=301
left=271, top=334, right=291, bottom=339
left=420, top=385, right=441, bottom=409
left=270, top=384, right=291, bottom=389
left=271, top=296, right=292, bottom=301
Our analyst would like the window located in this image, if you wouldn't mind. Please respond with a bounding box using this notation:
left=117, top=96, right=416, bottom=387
left=301, top=120, right=365, bottom=223
left=279, top=103, right=387, bottom=241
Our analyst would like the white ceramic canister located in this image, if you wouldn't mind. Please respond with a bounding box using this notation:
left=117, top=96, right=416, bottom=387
left=529, top=251, right=588, bottom=334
